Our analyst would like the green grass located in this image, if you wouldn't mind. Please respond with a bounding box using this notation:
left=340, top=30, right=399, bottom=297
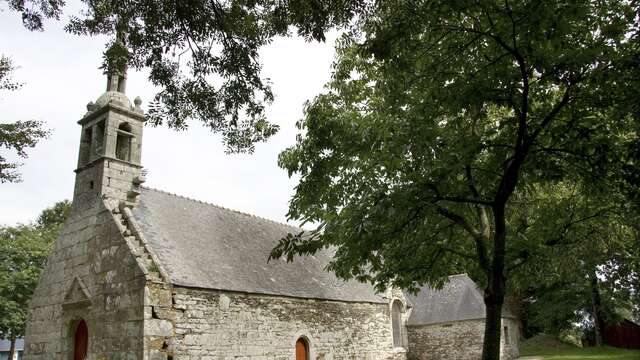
left=521, top=336, right=640, bottom=359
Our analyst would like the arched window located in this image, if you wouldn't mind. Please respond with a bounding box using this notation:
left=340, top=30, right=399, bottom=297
left=79, top=127, right=92, bottom=165
left=295, top=337, right=309, bottom=360
left=392, top=300, right=404, bottom=348
left=74, top=320, right=88, bottom=360
left=115, top=122, right=133, bottom=161
left=94, top=120, right=105, bottom=155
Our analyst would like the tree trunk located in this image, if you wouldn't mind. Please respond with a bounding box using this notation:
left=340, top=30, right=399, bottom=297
left=8, top=336, right=16, bottom=360
left=482, top=205, right=508, bottom=360
left=589, top=269, right=604, bottom=347
left=482, top=284, right=505, bottom=360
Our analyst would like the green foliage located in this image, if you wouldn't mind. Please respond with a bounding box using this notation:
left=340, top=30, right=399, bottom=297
left=274, top=2, right=638, bottom=358
left=0, top=200, right=70, bottom=340
left=1, top=54, right=49, bottom=184
left=1, top=1, right=64, bottom=184
left=2, top=0, right=65, bottom=31
left=512, top=186, right=638, bottom=337
left=61, top=0, right=367, bottom=152
left=0, top=56, right=21, bottom=91
left=0, top=225, right=49, bottom=339
left=0, top=120, right=50, bottom=183
left=35, top=200, right=71, bottom=229
left=276, top=0, right=637, bottom=288
left=4, top=0, right=369, bottom=152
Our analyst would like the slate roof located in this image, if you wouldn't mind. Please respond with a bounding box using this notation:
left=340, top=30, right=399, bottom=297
left=0, top=338, right=24, bottom=351
left=405, top=274, right=516, bottom=326
left=131, top=187, right=385, bottom=303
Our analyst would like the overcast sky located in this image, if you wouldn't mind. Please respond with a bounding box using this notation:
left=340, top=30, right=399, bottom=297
left=0, top=3, right=337, bottom=226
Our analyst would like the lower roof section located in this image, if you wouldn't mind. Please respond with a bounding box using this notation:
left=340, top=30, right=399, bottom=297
left=405, top=274, right=517, bottom=326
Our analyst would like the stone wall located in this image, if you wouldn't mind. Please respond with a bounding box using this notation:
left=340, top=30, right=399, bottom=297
left=144, top=286, right=407, bottom=360
left=24, top=199, right=146, bottom=360
left=501, top=317, right=520, bottom=360
left=406, top=318, right=519, bottom=360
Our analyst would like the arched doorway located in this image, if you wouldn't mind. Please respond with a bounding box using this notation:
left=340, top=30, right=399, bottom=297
left=295, top=337, right=309, bottom=360
left=74, top=320, right=88, bottom=360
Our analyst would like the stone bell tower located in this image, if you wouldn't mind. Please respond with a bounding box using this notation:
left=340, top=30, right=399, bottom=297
left=72, top=68, right=145, bottom=209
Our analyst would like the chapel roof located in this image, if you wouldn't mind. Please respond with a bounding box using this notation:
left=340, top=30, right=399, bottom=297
left=130, top=187, right=386, bottom=303
left=404, top=274, right=516, bottom=326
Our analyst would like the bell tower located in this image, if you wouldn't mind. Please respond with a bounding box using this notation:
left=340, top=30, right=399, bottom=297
left=73, top=68, right=146, bottom=209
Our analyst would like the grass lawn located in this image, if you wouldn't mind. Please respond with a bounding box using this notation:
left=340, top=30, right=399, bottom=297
left=521, top=342, right=640, bottom=359
left=520, top=347, right=640, bottom=360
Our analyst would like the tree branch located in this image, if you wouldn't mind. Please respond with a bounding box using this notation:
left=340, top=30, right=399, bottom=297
left=526, top=87, right=571, bottom=145
left=428, top=183, right=493, bottom=206
left=466, top=165, right=492, bottom=239
left=544, top=207, right=613, bottom=247
left=436, top=206, right=491, bottom=271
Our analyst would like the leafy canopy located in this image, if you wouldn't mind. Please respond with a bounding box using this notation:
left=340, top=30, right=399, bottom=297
left=511, top=184, right=639, bottom=336
left=4, top=0, right=370, bottom=151
left=274, top=0, right=638, bottom=290
left=274, top=4, right=637, bottom=356
left=0, top=200, right=70, bottom=340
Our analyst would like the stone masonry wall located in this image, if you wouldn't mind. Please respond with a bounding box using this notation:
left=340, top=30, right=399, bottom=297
left=501, top=317, right=520, bottom=360
left=144, top=286, right=407, bottom=360
left=406, top=318, right=519, bottom=360
left=24, top=199, right=146, bottom=360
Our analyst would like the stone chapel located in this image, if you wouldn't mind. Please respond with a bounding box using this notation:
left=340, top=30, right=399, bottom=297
left=24, top=72, right=520, bottom=360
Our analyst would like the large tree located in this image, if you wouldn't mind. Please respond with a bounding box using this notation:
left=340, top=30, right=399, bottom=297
left=272, top=1, right=638, bottom=359
left=0, top=200, right=70, bottom=359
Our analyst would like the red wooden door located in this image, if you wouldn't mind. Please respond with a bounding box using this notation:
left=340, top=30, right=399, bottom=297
left=295, top=338, right=308, bottom=360
left=74, top=320, right=88, bottom=360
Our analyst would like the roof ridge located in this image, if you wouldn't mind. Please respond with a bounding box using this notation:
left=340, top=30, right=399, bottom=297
left=140, top=186, right=300, bottom=230
left=448, top=273, right=469, bottom=278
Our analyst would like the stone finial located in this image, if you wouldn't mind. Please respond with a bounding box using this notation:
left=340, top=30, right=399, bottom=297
left=86, top=101, right=96, bottom=112
left=134, top=96, right=142, bottom=107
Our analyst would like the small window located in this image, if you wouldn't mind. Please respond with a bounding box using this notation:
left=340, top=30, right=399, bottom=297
left=504, top=326, right=510, bottom=344
left=392, top=300, right=404, bottom=347
left=295, top=337, right=309, bottom=360
left=115, top=122, right=133, bottom=161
